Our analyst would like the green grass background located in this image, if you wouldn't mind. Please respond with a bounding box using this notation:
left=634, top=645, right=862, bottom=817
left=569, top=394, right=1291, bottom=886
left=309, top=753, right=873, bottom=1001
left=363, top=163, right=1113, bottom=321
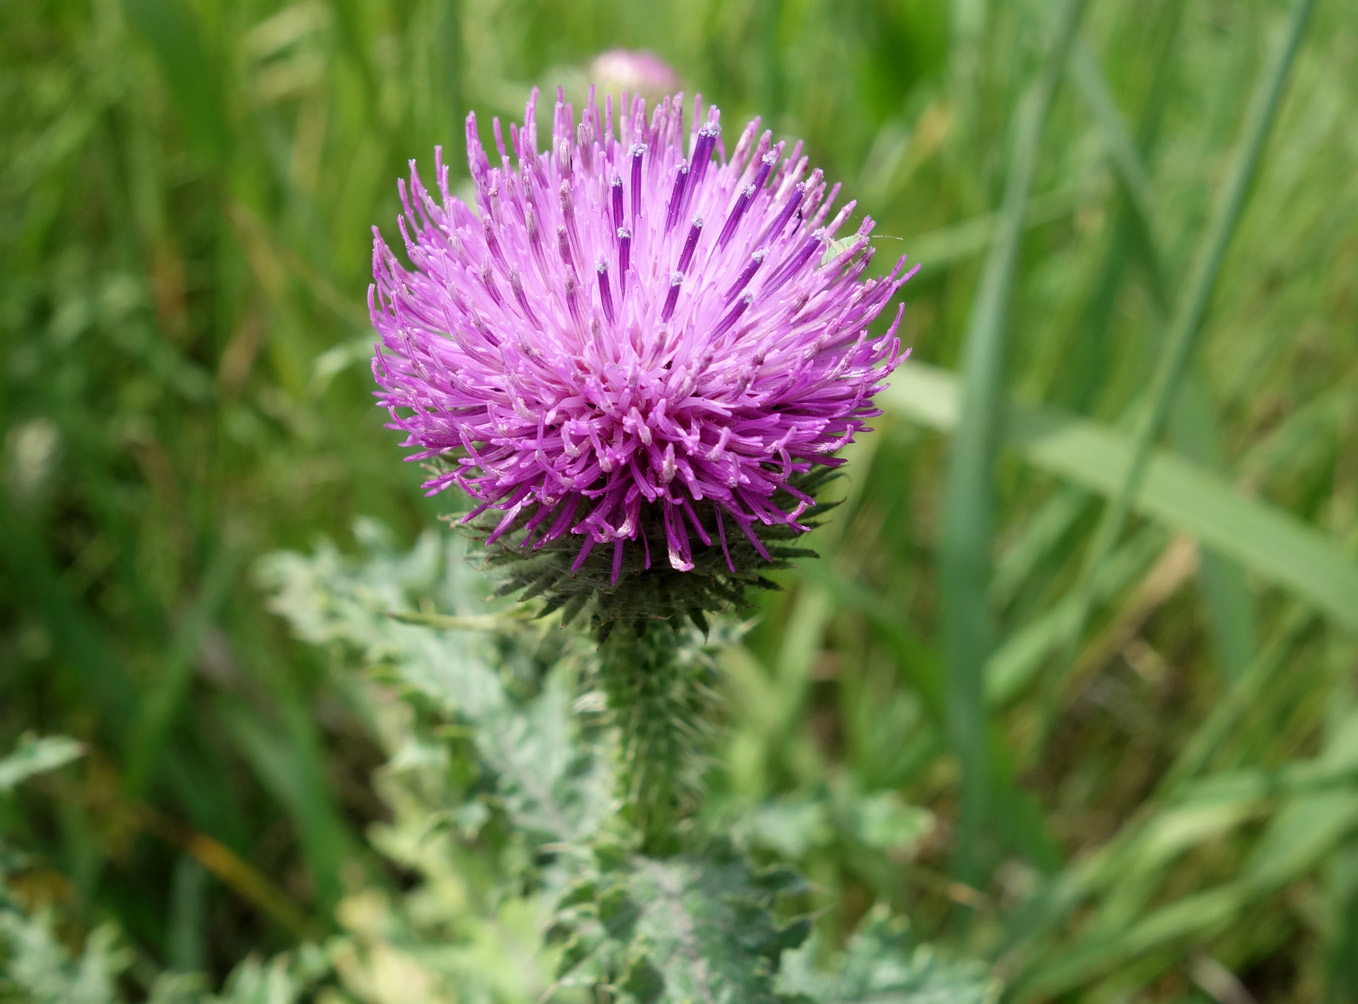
left=3, top=0, right=1357, bottom=998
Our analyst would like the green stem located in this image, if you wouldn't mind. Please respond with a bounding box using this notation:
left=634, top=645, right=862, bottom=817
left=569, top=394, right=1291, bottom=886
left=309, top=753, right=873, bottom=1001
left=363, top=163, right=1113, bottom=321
left=597, top=619, right=716, bottom=856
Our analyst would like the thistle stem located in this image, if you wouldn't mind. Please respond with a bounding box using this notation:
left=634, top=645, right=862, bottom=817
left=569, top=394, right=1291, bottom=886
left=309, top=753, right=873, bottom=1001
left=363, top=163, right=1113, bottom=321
left=597, top=619, right=715, bottom=855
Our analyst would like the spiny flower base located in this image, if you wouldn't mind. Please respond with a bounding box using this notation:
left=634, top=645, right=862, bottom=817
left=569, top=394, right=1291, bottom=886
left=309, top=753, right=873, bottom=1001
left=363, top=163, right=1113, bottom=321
left=465, top=467, right=842, bottom=635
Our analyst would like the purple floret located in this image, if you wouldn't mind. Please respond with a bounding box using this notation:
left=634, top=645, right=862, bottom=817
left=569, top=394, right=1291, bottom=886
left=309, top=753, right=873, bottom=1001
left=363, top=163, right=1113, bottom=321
left=370, top=88, right=917, bottom=579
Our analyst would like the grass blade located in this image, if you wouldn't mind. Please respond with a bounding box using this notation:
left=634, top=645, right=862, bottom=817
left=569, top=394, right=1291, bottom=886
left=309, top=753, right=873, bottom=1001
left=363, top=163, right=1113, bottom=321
left=120, top=0, right=226, bottom=164
left=1010, top=708, right=1358, bottom=1000
left=1068, top=42, right=1169, bottom=301
left=1064, top=1, right=1258, bottom=679
left=1169, top=380, right=1257, bottom=679
left=992, top=603, right=1317, bottom=966
left=939, top=0, right=1089, bottom=887
left=883, top=363, right=1358, bottom=632
left=124, top=547, right=239, bottom=798
left=1060, top=0, right=1319, bottom=656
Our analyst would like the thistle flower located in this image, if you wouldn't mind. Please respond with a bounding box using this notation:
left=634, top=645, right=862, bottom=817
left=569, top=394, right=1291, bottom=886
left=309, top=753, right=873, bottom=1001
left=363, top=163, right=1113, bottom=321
left=588, top=49, right=681, bottom=103
left=370, top=88, right=915, bottom=613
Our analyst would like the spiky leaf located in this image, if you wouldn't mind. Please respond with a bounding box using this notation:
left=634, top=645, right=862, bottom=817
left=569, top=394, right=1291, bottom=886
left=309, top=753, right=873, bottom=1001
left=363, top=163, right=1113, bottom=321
left=551, top=844, right=811, bottom=1003
left=259, top=519, right=609, bottom=845
left=777, top=906, right=999, bottom=1004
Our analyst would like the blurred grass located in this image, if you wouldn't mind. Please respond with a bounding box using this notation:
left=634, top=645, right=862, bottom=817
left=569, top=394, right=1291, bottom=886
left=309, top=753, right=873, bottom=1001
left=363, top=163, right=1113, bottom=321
left=2, top=0, right=1357, bottom=998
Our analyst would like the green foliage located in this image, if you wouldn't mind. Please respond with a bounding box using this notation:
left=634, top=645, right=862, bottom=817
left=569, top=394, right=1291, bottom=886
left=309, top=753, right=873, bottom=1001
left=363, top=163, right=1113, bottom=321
left=779, top=908, right=997, bottom=1004
left=0, top=736, right=84, bottom=794
left=4, top=0, right=1358, bottom=997
left=0, top=911, right=129, bottom=1004
left=0, top=880, right=331, bottom=1004
left=259, top=518, right=611, bottom=847
left=263, top=519, right=970, bottom=999
left=550, top=843, right=811, bottom=1003
left=0, top=739, right=112, bottom=1003
left=735, top=783, right=934, bottom=863
left=0, top=835, right=326, bottom=1004
left=257, top=524, right=974, bottom=1002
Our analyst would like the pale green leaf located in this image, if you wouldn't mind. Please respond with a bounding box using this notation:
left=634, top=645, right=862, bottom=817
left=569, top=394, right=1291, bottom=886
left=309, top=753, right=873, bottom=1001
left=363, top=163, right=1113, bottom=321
left=0, top=734, right=84, bottom=792
left=778, top=905, right=998, bottom=1003
left=552, top=847, right=809, bottom=1003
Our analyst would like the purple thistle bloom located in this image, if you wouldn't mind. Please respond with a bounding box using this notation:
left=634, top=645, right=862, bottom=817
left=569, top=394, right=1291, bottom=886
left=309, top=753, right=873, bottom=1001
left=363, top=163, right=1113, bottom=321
left=589, top=49, right=682, bottom=102
left=370, top=88, right=917, bottom=582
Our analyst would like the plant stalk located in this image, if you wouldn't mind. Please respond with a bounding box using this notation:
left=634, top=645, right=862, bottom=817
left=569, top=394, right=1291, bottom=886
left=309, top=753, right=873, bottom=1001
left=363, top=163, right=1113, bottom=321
left=597, top=619, right=716, bottom=856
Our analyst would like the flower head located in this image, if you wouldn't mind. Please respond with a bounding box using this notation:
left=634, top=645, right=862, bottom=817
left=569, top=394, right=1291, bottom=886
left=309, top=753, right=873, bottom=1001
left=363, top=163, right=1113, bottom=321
left=371, top=88, right=915, bottom=599
left=588, top=49, right=681, bottom=103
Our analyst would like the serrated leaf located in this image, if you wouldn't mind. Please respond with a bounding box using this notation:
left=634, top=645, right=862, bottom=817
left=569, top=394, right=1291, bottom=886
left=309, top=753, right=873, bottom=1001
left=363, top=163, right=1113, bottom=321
left=778, top=906, right=999, bottom=1004
left=258, top=524, right=610, bottom=845
left=735, top=784, right=934, bottom=861
left=0, top=909, right=130, bottom=1004
left=553, top=848, right=811, bottom=1003
left=205, top=948, right=330, bottom=1004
